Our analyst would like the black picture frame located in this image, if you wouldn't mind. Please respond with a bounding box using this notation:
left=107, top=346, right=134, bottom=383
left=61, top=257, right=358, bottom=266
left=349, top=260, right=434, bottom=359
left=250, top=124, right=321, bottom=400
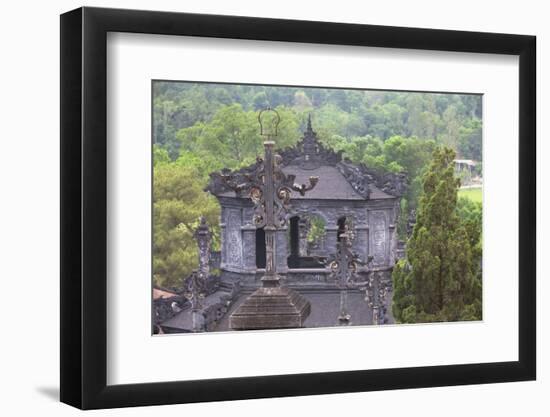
left=60, top=6, right=536, bottom=410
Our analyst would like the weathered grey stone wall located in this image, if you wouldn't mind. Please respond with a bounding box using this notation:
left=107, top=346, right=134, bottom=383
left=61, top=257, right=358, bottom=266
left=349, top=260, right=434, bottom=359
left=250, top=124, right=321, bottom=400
left=369, top=210, right=388, bottom=266
left=223, top=207, right=243, bottom=270
left=241, top=225, right=257, bottom=271
left=219, top=197, right=400, bottom=279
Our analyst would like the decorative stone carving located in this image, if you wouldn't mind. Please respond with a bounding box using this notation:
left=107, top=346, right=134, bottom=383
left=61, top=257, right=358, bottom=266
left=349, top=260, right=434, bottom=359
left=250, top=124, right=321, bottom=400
left=206, top=117, right=407, bottom=200
left=279, top=115, right=343, bottom=169
left=219, top=110, right=319, bottom=330
left=183, top=270, right=208, bottom=332
left=241, top=228, right=258, bottom=271
left=201, top=116, right=407, bottom=329
left=365, top=271, right=393, bottom=324
left=371, top=211, right=387, bottom=266
left=375, top=171, right=408, bottom=197
left=216, top=155, right=318, bottom=229
left=209, top=250, right=221, bottom=270
left=336, top=160, right=371, bottom=199
left=226, top=210, right=243, bottom=267
left=323, top=223, right=374, bottom=325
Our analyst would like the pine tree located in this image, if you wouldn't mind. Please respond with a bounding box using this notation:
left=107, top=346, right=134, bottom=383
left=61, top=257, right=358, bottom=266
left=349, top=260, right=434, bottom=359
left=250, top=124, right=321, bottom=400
left=392, top=147, right=481, bottom=323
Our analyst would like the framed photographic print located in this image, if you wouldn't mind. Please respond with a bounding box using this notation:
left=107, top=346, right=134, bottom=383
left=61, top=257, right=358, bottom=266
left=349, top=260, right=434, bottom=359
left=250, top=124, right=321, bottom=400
left=60, top=6, right=536, bottom=410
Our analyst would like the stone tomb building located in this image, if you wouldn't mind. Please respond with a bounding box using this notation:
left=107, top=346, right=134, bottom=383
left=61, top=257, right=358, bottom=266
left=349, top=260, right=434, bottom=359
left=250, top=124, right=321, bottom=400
left=204, top=121, right=407, bottom=329
left=161, top=121, right=408, bottom=332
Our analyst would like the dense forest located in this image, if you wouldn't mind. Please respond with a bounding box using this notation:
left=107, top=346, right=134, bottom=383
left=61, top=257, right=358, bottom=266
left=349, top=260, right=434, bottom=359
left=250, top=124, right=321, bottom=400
left=153, top=81, right=483, bottom=323
left=154, top=82, right=482, bottom=163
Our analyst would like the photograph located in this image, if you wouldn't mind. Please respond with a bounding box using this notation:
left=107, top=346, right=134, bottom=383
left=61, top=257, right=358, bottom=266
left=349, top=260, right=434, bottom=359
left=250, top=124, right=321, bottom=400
left=51, top=1, right=541, bottom=411
left=151, top=81, right=483, bottom=334
left=0, top=0, right=542, bottom=413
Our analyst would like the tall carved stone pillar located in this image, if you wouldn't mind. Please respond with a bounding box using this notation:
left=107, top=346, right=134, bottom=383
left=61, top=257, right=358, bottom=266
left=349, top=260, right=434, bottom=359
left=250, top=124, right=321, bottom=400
left=223, top=111, right=318, bottom=330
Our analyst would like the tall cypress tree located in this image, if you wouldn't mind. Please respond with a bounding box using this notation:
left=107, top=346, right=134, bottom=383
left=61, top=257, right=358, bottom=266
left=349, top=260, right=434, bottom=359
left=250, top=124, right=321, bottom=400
left=392, top=147, right=481, bottom=323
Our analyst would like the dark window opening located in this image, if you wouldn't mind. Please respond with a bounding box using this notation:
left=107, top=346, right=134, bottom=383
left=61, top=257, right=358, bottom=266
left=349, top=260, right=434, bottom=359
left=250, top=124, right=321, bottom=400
left=289, top=216, right=300, bottom=258
left=288, top=216, right=300, bottom=268
left=337, top=217, right=347, bottom=241
left=287, top=215, right=324, bottom=269
left=256, top=227, right=266, bottom=268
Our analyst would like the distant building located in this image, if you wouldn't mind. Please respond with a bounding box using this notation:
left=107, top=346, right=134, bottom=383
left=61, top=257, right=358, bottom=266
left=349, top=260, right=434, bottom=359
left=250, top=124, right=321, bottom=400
left=454, top=159, right=480, bottom=186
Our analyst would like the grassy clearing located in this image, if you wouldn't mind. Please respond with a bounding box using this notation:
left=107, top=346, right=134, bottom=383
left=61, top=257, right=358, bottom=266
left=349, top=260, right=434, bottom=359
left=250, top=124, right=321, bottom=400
left=458, top=187, right=482, bottom=203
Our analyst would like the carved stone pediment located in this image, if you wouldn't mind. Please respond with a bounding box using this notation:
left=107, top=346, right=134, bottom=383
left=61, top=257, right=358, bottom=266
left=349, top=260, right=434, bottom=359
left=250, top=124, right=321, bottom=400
left=279, top=115, right=343, bottom=169
left=206, top=116, right=408, bottom=199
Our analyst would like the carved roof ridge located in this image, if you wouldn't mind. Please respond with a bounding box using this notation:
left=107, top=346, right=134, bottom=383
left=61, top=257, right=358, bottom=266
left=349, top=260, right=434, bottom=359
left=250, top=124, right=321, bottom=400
left=337, top=158, right=408, bottom=198
left=205, top=119, right=408, bottom=198
left=279, top=116, right=342, bottom=169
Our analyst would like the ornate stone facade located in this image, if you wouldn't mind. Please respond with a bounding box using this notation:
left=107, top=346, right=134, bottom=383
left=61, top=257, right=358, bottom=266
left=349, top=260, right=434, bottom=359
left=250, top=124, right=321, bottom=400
left=163, top=116, right=407, bottom=332
left=207, top=120, right=407, bottom=294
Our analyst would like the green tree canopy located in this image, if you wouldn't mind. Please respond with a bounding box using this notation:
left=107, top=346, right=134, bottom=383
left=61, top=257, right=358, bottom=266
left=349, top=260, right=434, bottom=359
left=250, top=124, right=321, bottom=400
left=153, top=162, right=220, bottom=288
left=176, top=104, right=302, bottom=171
left=153, top=82, right=482, bottom=161
left=392, top=147, right=482, bottom=323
